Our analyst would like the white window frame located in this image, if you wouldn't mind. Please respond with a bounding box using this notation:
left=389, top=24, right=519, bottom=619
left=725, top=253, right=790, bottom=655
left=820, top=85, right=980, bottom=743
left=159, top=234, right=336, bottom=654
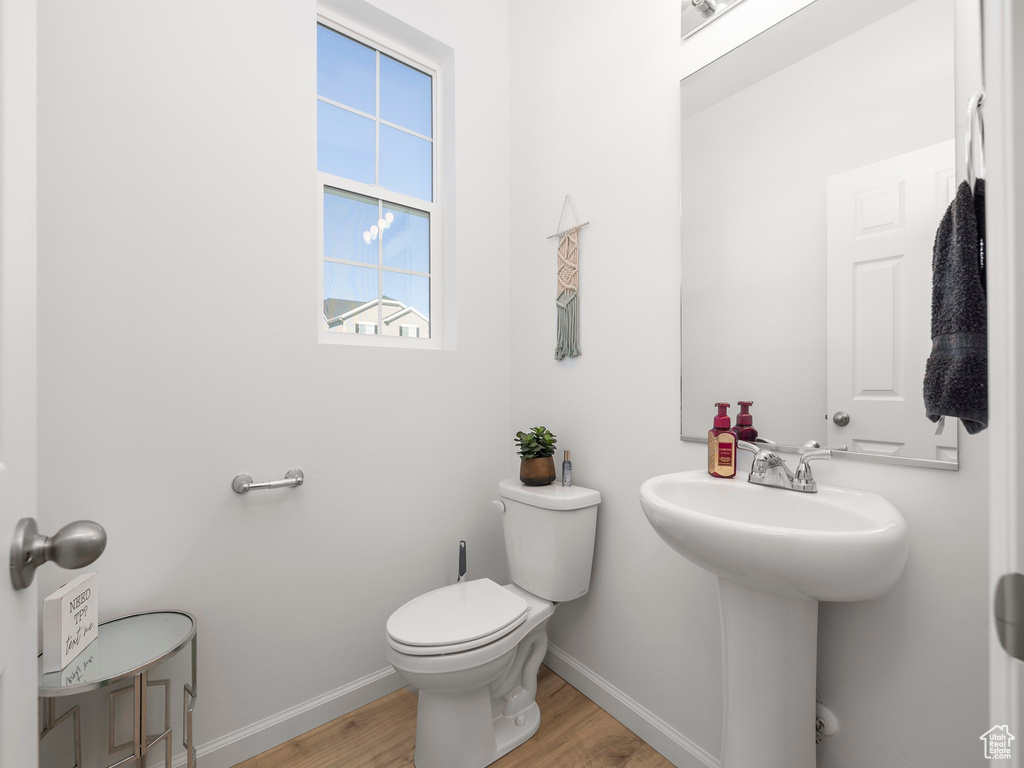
left=316, top=11, right=444, bottom=349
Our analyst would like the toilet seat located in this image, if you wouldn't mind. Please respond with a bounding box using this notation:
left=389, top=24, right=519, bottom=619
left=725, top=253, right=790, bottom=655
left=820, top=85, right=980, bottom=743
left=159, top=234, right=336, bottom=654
left=386, top=578, right=529, bottom=656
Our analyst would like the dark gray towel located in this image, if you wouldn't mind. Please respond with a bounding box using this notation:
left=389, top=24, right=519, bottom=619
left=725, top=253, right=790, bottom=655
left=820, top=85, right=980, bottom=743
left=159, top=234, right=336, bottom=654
left=924, top=179, right=987, bottom=434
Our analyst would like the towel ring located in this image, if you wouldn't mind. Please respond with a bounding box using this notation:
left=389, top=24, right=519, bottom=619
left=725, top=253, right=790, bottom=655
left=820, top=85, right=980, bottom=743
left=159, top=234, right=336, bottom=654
left=966, top=91, right=986, bottom=188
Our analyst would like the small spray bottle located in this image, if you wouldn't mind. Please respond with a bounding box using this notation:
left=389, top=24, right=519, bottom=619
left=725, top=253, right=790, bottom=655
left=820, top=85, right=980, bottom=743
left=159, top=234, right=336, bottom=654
left=561, top=450, right=573, bottom=487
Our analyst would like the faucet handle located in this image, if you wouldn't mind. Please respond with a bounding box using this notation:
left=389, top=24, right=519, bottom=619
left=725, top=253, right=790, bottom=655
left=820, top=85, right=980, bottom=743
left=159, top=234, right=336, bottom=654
left=797, top=449, right=832, bottom=465
left=737, top=441, right=777, bottom=466
left=738, top=441, right=789, bottom=485
left=738, top=441, right=782, bottom=462
left=794, top=449, right=832, bottom=492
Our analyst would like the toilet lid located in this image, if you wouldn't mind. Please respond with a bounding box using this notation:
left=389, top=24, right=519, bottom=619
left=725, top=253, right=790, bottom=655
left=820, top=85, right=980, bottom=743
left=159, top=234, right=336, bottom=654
left=386, top=578, right=529, bottom=650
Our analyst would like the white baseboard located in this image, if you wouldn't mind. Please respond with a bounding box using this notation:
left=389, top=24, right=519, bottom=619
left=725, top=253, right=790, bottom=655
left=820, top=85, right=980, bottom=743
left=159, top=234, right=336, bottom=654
left=544, top=644, right=720, bottom=768
left=173, top=666, right=404, bottom=768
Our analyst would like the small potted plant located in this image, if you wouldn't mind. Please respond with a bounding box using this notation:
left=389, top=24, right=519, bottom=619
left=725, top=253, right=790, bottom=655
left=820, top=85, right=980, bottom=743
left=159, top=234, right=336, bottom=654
left=515, top=426, right=557, bottom=486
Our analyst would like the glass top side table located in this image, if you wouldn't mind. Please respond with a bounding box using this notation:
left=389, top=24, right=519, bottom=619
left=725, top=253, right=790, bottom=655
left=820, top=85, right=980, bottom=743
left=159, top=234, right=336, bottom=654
left=38, top=610, right=198, bottom=768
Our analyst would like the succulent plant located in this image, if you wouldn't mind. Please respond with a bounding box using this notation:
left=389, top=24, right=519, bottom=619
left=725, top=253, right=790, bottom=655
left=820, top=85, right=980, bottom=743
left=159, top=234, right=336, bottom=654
left=515, top=426, right=557, bottom=459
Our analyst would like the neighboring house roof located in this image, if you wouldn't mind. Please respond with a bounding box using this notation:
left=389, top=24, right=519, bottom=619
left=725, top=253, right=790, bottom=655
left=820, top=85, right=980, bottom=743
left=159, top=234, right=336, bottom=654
left=383, top=306, right=429, bottom=326
left=323, top=296, right=424, bottom=328
left=323, top=298, right=365, bottom=320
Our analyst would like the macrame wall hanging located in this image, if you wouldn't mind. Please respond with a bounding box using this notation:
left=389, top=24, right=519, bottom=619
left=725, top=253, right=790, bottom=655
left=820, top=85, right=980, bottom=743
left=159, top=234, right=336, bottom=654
left=548, top=196, right=589, bottom=361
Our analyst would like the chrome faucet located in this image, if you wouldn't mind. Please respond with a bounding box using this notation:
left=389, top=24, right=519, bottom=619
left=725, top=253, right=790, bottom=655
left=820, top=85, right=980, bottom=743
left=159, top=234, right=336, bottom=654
left=737, top=441, right=832, bottom=493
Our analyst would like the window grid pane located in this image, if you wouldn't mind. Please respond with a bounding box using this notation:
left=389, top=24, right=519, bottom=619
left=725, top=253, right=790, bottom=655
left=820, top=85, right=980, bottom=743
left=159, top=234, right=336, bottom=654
left=380, top=54, right=432, bottom=138
left=324, top=188, right=379, bottom=265
left=380, top=125, right=432, bottom=202
left=383, top=203, right=430, bottom=273
left=316, top=25, right=375, bottom=114
left=317, top=101, right=375, bottom=183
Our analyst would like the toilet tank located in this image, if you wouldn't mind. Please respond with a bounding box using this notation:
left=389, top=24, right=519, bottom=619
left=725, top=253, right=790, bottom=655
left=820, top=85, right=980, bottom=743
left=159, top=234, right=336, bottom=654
left=497, top=477, right=600, bottom=602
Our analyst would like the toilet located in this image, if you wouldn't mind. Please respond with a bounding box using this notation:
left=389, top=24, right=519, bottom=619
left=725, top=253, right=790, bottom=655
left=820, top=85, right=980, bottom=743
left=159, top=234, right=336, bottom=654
left=385, top=477, right=601, bottom=768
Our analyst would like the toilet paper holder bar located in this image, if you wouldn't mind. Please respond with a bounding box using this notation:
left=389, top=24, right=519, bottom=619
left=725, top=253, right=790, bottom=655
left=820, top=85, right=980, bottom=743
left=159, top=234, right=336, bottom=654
left=232, top=469, right=304, bottom=494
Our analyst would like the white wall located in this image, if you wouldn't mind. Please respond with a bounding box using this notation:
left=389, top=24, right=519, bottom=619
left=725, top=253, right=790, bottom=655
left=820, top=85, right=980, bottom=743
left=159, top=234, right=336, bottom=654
left=36, top=0, right=510, bottom=765
left=509, top=2, right=988, bottom=767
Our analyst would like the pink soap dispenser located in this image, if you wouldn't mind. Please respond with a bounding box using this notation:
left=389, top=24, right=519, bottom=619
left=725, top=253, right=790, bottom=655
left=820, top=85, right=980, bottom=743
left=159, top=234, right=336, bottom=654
left=708, top=402, right=737, bottom=478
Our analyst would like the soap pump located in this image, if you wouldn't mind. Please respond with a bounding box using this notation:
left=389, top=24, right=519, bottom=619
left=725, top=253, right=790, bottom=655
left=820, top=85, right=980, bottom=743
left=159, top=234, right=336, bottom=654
left=708, top=402, right=737, bottom=478
left=733, top=401, right=758, bottom=442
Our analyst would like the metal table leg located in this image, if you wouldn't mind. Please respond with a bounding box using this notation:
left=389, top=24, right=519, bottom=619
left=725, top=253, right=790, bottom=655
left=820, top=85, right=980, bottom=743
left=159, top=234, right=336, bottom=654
left=100, top=673, right=150, bottom=768
left=39, top=697, right=82, bottom=768
left=133, top=670, right=176, bottom=768
left=110, top=679, right=169, bottom=756
left=183, top=635, right=198, bottom=768
left=134, top=672, right=145, bottom=768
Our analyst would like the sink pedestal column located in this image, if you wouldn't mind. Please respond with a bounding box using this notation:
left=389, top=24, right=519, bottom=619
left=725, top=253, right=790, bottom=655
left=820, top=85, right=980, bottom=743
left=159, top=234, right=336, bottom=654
left=718, top=579, right=818, bottom=768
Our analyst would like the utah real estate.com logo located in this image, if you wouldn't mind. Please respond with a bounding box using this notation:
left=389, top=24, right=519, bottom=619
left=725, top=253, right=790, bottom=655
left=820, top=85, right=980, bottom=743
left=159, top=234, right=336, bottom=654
left=981, top=725, right=1015, bottom=760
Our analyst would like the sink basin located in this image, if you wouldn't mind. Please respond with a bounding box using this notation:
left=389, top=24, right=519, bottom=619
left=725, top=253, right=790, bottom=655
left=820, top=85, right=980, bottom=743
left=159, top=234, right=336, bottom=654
left=639, top=470, right=909, bottom=601
left=639, top=470, right=909, bottom=768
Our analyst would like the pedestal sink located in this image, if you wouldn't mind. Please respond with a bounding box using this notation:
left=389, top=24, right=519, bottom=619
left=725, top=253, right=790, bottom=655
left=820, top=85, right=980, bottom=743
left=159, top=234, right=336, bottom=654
left=639, top=470, right=908, bottom=768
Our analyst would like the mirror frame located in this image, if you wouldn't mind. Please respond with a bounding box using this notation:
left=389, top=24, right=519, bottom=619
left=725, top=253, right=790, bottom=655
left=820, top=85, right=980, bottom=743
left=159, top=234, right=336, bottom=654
left=678, top=433, right=959, bottom=470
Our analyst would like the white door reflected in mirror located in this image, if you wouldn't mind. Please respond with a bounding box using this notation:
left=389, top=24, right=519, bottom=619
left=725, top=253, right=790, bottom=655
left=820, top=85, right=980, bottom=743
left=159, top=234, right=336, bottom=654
left=826, top=140, right=959, bottom=463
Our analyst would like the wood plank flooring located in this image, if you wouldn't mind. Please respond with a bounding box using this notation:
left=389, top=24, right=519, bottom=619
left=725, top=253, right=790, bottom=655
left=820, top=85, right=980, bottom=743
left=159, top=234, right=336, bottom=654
left=234, top=665, right=672, bottom=768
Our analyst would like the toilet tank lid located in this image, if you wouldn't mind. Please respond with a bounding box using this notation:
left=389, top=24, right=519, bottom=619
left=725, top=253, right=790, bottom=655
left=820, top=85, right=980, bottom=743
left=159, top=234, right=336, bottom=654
left=498, top=478, right=600, bottom=511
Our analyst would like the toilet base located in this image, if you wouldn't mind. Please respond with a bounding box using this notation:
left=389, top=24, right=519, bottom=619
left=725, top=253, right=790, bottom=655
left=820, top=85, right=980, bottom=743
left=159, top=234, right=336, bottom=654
left=413, top=693, right=540, bottom=768
left=493, top=701, right=541, bottom=763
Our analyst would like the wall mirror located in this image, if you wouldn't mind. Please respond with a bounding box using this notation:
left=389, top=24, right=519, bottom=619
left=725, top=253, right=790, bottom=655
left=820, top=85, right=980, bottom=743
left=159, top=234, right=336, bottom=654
left=680, top=0, right=960, bottom=469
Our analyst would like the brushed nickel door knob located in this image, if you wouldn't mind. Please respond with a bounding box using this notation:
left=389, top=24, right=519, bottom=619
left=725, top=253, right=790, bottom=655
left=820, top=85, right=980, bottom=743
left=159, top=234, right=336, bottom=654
left=832, top=411, right=851, bottom=427
left=9, top=518, right=107, bottom=590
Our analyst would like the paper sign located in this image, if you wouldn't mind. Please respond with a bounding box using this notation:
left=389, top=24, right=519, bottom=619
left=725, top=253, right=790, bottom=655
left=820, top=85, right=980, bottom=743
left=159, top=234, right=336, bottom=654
left=43, top=572, right=98, bottom=672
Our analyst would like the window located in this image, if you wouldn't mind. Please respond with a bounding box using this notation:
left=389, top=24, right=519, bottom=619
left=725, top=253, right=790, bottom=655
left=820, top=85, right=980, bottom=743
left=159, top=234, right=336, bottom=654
left=317, top=20, right=438, bottom=344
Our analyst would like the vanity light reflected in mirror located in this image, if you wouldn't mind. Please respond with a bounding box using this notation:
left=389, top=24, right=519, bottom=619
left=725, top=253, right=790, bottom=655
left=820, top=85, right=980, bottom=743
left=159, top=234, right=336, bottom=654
left=680, top=0, right=749, bottom=39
